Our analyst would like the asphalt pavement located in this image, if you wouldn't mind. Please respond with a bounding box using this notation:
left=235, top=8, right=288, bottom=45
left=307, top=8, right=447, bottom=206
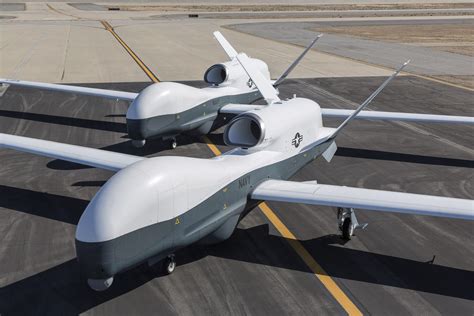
left=226, top=19, right=474, bottom=76
left=0, top=76, right=473, bottom=315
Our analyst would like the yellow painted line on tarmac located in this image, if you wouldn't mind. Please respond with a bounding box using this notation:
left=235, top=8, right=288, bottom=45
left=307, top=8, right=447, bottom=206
left=259, top=203, right=363, bottom=316
left=103, top=23, right=362, bottom=315
left=101, top=21, right=160, bottom=83
left=204, top=139, right=363, bottom=316
left=409, top=73, right=474, bottom=92
left=316, top=48, right=474, bottom=92
left=202, top=135, right=222, bottom=156
left=310, top=45, right=474, bottom=92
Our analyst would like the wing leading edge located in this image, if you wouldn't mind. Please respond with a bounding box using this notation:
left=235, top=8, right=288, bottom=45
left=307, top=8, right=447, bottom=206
left=251, top=180, right=473, bottom=220
left=0, top=133, right=144, bottom=171
left=322, top=109, right=474, bottom=124
left=1, top=79, right=138, bottom=101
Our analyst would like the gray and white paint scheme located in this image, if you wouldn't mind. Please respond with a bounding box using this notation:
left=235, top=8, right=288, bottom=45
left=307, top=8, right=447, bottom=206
left=2, top=32, right=472, bottom=148
left=0, top=32, right=323, bottom=149
left=1, top=42, right=474, bottom=292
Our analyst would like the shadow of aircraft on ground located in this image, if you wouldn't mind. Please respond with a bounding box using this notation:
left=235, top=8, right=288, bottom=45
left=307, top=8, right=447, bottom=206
left=337, top=147, right=474, bottom=168
left=0, top=110, right=127, bottom=134
left=0, top=185, right=472, bottom=315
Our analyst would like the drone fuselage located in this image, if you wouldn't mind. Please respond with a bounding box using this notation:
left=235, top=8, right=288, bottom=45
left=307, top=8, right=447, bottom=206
left=125, top=57, right=270, bottom=145
left=75, top=98, right=332, bottom=282
left=126, top=82, right=261, bottom=142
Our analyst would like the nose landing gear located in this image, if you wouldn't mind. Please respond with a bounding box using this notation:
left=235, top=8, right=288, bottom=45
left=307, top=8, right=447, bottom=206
left=337, top=207, right=368, bottom=240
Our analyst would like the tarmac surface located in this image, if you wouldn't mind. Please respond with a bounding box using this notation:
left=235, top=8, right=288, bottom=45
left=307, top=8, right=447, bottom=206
left=226, top=18, right=474, bottom=76
left=0, top=4, right=473, bottom=315
left=0, top=18, right=392, bottom=83
left=0, top=76, right=473, bottom=315
left=0, top=3, right=25, bottom=11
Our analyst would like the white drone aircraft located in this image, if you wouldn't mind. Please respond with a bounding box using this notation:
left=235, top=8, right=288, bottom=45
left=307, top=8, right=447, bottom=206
left=0, top=32, right=322, bottom=149
left=1, top=33, right=473, bottom=292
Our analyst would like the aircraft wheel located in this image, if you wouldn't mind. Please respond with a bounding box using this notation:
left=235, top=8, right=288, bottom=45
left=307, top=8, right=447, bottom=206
left=163, top=255, right=176, bottom=274
left=132, top=139, right=146, bottom=148
left=341, top=218, right=354, bottom=240
left=87, top=276, right=114, bottom=291
left=170, top=138, right=177, bottom=149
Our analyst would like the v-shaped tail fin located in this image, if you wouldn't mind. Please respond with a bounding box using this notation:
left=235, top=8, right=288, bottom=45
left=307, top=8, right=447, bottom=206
left=273, top=34, right=323, bottom=87
left=329, top=60, right=410, bottom=140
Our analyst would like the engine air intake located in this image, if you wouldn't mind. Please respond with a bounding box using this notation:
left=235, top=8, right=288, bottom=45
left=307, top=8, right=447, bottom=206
left=204, top=64, right=227, bottom=85
left=224, top=114, right=264, bottom=148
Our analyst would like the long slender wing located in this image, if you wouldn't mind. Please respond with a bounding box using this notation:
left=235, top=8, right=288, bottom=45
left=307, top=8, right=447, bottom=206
left=1, top=78, right=138, bottom=101
left=273, top=34, right=323, bottom=87
left=251, top=180, right=473, bottom=220
left=213, top=31, right=238, bottom=60
left=0, top=133, right=144, bottom=171
left=321, top=109, right=474, bottom=124
left=236, top=53, right=280, bottom=104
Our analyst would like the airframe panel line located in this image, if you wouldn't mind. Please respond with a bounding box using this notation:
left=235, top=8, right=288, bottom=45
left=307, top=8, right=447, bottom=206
left=101, top=22, right=362, bottom=315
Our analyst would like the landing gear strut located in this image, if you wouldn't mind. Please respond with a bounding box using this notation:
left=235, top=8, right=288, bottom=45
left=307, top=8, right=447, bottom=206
left=337, top=207, right=368, bottom=240
left=163, top=254, right=176, bottom=274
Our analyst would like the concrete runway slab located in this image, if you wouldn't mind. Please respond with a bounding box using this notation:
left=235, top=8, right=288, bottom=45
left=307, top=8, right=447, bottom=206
left=0, top=3, right=25, bottom=11
left=112, top=19, right=391, bottom=81
left=0, top=21, right=149, bottom=83
left=0, top=76, right=472, bottom=315
left=0, top=18, right=391, bottom=83
left=226, top=19, right=474, bottom=76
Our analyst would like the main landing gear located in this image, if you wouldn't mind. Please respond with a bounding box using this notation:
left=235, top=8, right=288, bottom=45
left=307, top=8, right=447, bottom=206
left=337, top=207, right=368, bottom=240
left=163, top=254, right=176, bottom=274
